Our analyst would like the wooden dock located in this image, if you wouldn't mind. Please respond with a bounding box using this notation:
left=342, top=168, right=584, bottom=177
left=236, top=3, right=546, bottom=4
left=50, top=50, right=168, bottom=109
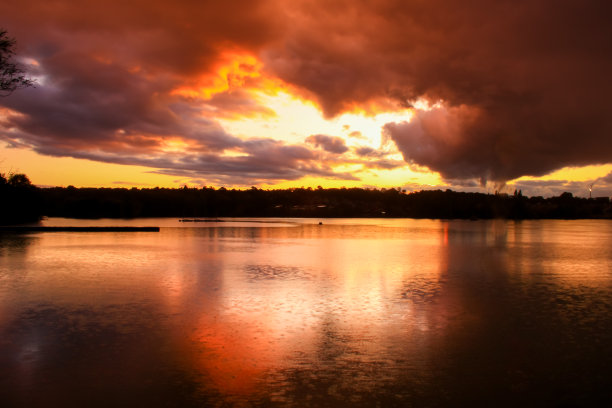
left=0, top=226, right=160, bottom=232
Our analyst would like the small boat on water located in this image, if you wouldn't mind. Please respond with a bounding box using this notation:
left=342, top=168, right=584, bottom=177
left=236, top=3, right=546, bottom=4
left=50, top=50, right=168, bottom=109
left=179, top=218, right=224, bottom=223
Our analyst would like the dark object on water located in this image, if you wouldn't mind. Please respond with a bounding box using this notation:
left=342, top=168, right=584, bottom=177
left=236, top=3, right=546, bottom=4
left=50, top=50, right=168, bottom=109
left=179, top=218, right=224, bottom=222
left=0, top=226, right=160, bottom=232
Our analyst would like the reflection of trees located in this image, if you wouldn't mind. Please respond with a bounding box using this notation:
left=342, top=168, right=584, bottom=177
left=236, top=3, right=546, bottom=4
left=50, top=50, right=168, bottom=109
left=419, top=220, right=612, bottom=406
left=0, top=230, right=225, bottom=407
left=0, top=231, right=35, bottom=256
left=0, top=302, right=211, bottom=407
left=0, top=234, right=36, bottom=296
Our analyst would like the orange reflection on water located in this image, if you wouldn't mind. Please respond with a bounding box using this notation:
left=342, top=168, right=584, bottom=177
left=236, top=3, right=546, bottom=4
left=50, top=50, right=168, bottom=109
left=193, top=318, right=279, bottom=394
left=181, top=223, right=450, bottom=396
left=190, top=289, right=321, bottom=395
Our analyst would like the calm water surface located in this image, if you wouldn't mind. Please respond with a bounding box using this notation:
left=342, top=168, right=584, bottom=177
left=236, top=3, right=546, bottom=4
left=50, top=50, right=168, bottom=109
left=1, top=218, right=611, bottom=407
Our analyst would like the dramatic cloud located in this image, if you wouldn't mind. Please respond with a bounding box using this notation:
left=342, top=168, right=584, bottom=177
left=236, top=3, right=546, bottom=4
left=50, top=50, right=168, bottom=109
left=2, top=0, right=612, bottom=186
left=148, top=139, right=357, bottom=186
left=263, top=0, right=612, bottom=183
left=305, top=134, right=348, bottom=154
left=383, top=105, right=492, bottom=183
left=0, top=0, right=303, bottom=185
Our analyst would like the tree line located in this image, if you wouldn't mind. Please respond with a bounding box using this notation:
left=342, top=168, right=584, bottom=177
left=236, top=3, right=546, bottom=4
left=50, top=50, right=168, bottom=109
left=3, top=180, right=610, bottom=224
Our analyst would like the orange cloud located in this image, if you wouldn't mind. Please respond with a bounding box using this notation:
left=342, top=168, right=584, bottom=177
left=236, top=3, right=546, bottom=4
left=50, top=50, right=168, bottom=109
left=172, top=52, right=262, bottom=100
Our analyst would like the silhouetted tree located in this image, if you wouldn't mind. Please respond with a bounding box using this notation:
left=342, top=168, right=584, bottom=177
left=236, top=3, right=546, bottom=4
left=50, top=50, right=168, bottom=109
left=7, top=173, right=33, bottom=187
left=0, top=172, right=42, bottom=224
left=1, top=29, right=34, bottom=95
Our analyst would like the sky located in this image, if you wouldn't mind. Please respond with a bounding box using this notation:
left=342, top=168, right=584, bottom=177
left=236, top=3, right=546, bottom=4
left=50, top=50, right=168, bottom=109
left=1, top=0, right=612, bottom=197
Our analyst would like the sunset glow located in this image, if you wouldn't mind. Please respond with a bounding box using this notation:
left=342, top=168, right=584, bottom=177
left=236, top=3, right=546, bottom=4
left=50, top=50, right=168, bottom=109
left=1, top=0, right=611, bottom=196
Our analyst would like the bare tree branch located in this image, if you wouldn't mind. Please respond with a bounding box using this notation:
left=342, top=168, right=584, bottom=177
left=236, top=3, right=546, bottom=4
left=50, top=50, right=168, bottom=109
left=0, top=29, right=35, bottom=96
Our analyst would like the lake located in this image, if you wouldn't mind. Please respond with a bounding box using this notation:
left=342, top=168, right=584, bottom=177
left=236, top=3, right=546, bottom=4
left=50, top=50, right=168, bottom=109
left=1, top=218, right=611, bottom=407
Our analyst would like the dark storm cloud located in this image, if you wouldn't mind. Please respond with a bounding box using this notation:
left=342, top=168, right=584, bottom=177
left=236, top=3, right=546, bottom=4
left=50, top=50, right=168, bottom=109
left=3, top=57, right=177, bottom=146
left=2, top=78, right=243, bottom=155
left=383, top=106, right=493, bottom=183
left=0, top=0, right=278, bottom=131
left=263, top=0, right=612, bottom=183
left=1, top=0, right=280, bottom=76
left=305, top=134, right=349, bottom=154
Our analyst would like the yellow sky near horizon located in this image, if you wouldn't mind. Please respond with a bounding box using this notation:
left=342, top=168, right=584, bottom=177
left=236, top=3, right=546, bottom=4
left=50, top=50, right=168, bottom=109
left=3, top=141, right=612, bottom=196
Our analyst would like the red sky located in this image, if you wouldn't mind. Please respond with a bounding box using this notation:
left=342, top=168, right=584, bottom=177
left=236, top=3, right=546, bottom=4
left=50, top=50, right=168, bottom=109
left=1, top=0, right=612, bottom=196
